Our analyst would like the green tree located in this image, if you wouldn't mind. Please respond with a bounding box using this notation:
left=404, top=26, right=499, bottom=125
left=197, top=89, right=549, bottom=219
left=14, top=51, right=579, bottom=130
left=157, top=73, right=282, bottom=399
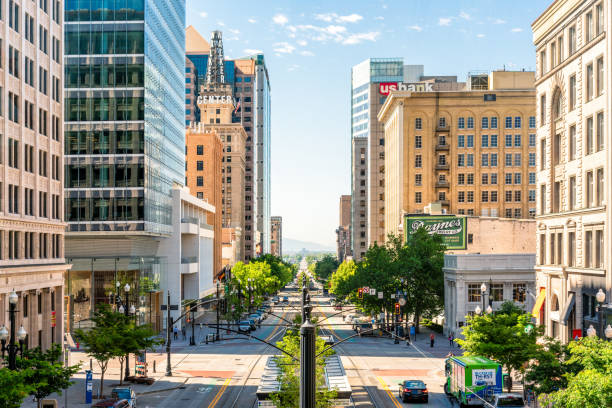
left=270, top=316, right=337, bottom=408
left=393, top=230, right=445, bottom=332
left=16, top=344, right=80, bottom=408
left=75, top=304, right=127, bottom=397
left=456, top=304, right=543, bottom=392
left=329, top=260, right=357, bottom=301
left=524, top=337, right=574, bottom=395
left=544, top=337, right=612, bottom=408
left=313, top=254, right=339, bottom=280
left=0, top=368, right=33, bottom=408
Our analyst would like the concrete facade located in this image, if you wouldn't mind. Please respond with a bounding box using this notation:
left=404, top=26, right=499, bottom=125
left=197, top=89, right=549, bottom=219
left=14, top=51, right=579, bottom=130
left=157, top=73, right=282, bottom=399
left=337, top=195, right=352, bottom=261
left=0, top=0, right=68, bottom=349
left=157, top=184, right=215, bottom=323
left=270, top=216, right=282, bottom=257
left=351, top=137, right=368, bottom=259
left=533, top=0, right=611, bottom=342
left=379, top=71, right=537, bottom=240
left=443, top=254, right=537, bottom=338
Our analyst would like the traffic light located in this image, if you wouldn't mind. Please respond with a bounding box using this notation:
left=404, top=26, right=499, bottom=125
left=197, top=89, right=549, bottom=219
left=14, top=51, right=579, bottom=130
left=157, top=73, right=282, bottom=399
left=358, top=288, right=363, bottom=299
left=394, top=303, right=400, bottom=315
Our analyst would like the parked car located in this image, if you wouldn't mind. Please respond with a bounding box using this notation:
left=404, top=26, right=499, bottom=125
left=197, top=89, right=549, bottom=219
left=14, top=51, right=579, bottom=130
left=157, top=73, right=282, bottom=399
left=246, top=319, right=257, bottom=330
left=272, top=296, right=280, bottom=305
left=249, top=313, right=263, bottom=323
left=282, top=296, right=289, bottom=303
left=344, top=314, right=354, bottom=323
left=111, top=387, right=136, bottom=408
left=491, top=393, right=527, bottom=407
left=356, top=323, right=375, bottom=337
left=92, top=399, right=130, bottom=408
left=398, top=380, right=428, bottom=403
left=237, top=321, right=252, bottom=333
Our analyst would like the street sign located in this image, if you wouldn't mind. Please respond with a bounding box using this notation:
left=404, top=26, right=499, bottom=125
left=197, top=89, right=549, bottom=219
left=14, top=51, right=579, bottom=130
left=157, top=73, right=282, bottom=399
left=161, top=305, right=179, bottom=310
left=391, top=294, right=395, bottom=299
left=378, top=292, right=383, bottom=299
left=399, top=298, right=406, bottom=306
left=370, top=288, right=376, bottom=295
left=363, top=286, right=369, bottom=293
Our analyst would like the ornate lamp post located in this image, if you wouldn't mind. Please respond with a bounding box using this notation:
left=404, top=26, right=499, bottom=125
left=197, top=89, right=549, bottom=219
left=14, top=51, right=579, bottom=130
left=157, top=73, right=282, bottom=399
left=480, top=282, right=487, bottom=313
left=116, top=283, right=134, bottom=381
left=0, top=290, right=28, bottom=369
left=596, top=289, right=606, bottom=338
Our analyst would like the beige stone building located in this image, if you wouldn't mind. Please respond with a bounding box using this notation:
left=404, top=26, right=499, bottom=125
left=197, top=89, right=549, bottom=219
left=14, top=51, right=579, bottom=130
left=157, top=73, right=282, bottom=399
left=0, top=0, right=68, bottom=349
left=336, top=195, right=352, bottom=261
left=533, top=0, right=611, bottom=341
left=270, top=216, right=282, bottom=257
left=378, top=71, right=537, bottom=240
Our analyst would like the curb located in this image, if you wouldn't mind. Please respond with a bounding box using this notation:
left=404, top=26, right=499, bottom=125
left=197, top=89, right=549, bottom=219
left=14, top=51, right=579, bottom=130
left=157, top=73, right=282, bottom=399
left=136, top=377, right=190, bottom=396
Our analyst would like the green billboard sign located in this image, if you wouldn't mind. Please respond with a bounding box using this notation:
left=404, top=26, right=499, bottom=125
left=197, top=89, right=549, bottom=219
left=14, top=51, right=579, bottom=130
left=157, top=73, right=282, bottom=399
left=404, top=215, right=467, bottom=250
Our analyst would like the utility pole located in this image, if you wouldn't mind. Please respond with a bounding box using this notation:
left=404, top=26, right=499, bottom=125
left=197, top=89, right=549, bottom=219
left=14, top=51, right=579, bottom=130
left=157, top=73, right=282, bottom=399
left=216, top=280, right=220, bottom=341
left=300, top=285, right=315, bottom=408
left=190, top=305, right=195, bottom=346
left=165, top=290, right=172, bottom=376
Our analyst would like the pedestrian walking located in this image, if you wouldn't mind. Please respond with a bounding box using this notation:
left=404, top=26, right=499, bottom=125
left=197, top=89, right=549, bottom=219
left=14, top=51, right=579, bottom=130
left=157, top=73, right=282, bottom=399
left=430, top=333, right=435, bottom=348
left=182, top=326, right=186, bottom=340
left=449, top=333, right=454, bottom=347
left=173, top=326, right=179, bottom=340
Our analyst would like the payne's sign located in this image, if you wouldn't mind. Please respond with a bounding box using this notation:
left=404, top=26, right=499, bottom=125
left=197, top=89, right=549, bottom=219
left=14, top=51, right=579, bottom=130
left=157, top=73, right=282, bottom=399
left=404, top=215, right=467, bottom=250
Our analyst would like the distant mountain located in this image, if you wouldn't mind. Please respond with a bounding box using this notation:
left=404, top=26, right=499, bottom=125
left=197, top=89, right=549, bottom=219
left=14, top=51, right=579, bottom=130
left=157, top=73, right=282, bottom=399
left=283, top=237, right=335, bottom=254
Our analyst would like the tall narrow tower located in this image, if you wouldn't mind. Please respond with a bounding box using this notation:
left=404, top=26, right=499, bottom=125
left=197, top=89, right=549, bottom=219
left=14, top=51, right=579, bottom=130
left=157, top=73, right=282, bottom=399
left=206, top=31, right=226, bottom=84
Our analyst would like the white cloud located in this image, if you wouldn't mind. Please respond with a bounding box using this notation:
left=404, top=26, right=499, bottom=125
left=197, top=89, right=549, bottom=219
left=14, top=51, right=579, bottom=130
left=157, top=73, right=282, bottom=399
left=273, top=42, right=295, bottom=54
left=248, top=18, right=257, bottom=24
left=438, top=17, right=452, bottom=26
left=492, top=18, right=506, bottom=24
left=244, top=48, right=263, bottom=54
left=228, top=28, right=240, bottom=34
left=342, top=31, right=380, bottom=45
left=375, top=16, right=384, bottom=21
left=477, top=33, right=485, bottom=38
left=511, top=27, right=523, bottom=32
left=217, top=21, right=225, bottom=27
left=199, top=11, right=207, bottom=18
left=300, top=50, right=315, bottom=56
left=297, top=39, right=308, bottom=46
left=273, top=14, right=289, bottom=25
left=408, top=25, right=423, bottom=32
left=314, top=13, right=363, bottom=24
left=459, top=11, right=471, bottom=20
left=287, top=64, right=300, bottom=72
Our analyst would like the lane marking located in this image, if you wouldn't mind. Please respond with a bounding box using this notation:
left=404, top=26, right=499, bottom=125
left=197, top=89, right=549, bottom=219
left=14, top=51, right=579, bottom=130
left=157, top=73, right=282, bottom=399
left=207, top=377, right=231, bottom=408
left=376, top=376, right=403, bottom=408
left=264, top=310, right=287, bottom=343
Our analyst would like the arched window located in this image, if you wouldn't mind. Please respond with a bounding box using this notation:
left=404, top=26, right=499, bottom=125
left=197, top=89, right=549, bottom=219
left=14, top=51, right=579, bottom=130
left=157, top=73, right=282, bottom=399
left=550, top=293, right=559, bottom=311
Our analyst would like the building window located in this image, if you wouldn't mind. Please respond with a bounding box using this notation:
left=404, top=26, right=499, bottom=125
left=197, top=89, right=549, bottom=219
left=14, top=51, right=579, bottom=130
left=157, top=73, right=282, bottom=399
left=482, top=174, right=489, bottom=185
left=586, top=63, right=594, bottom=101
left=596, top=168, right=604, bottom=206
left=415, top=135, right=422, bottom=149
left=569, top=176, right=576, bottom=210
left=481, top=135, right=489, bottom=147
left=596, top=112, right=604, bottom=151
left=595, top=229, right=603, bottom=268
left=553, top=134, right=561, bottom=165
left=505, top=116, right=512, bottom=129
left=529, top=172, right=535, bottom=184
left=196, top=176, right=203, bottom=186
left=458, top=154, right=465, bottom=167
left=586, top=11, right=593, bottom=42
left=586, top=116, right=594, bottom=154
left=596, top=3, right=604, bottom=35
left=569, top=26, right=576, bottom=55
left=540, top=50, right=547, bottom=76
left=467, top=191, right=474, bottom=203
left=458, top=174, right=465, bottom=185
left=491, top=173, right=498, bottom=185
left=585, top=230, right=592, bottom=267
left=481, top=117, right=489, bottom=129
left=529, top=116, right=536, bottom=129
left=491, top=153, right=497, bottom=167
left=481, top=154, right=489, bottom=167
left=540, top=139, right=546, bottom=169
left=505, top=190, right=512, bottom=202
left=505, top=154, right=512, bottom=167
left=515, top=191, right=521, bottom=202
left=196, top=161, right=203, bottom=171
left=438, top=117, right=446, bottom=128
left=458, top=135, right=465, bottom=147
left=196, top=145, right=204, bottom=155
left=514, top=117, right=521, bottom=129
left=415, top=174, right=422, bottom=186
left=491, top=117, right=498, bottom=129
left=415, top=155, right=422, bottom=168
left=569, top=75, right=576, bottom=110
left=490, top=191, right=498, bottom=202
left=514, top=134, right=521, bottom=147
left=529, top=153, right=536, bottom=167
left=415, top=192, right=422, bottom=204
left=458, top=117, right=465, bottom=129
left=490, top=284, right=503, bottom=302
left=553, top=181, right=561, bottom=212
left=490, top=134, right=498, bottom=147
left=415, top=118, right=422, bottom=129
left=540, top=184, right=546, bottom=214
left=467, top=154, right=474, bottom=167
left=438, top=192, right=446, bottom=201
left=467, top=117, right=474, bottom=129
left=467, top=174, right=474, bottom=185
left=468, top=284, right=481, bottom=302
left=481, top=191, right=488, bottom=202
left=505, top=134, right=512, bottom=147
left=540, top=95, right=546, bottom=125
left=514, top=173, right=522, bottom=184
left=505, top=173, right=513, bottom=185
left=569, top=125, right=576, bottom=160
left=513, top=284, right=527, bottom=302
left=467, top=135, right=474, bottom=147
left=529, top=189, right=536, bottom=202
left=568, top=231, right=576, bottom=266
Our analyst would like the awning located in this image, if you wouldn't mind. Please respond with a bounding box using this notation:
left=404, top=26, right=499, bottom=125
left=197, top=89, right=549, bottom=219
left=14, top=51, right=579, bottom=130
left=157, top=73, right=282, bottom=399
left=532, top=288, right=546, bottom=318
left=561, top=293, right=576, bottom=324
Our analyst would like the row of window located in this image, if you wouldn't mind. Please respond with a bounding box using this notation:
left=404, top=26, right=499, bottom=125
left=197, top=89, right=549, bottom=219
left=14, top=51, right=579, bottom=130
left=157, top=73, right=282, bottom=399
left=416, top=116, right=536, bottom=130
left=66, top=197, right=144, bottom=222
left=3, top=183, right=61, bottom=220
left=65, top=97, right=144, bottom=122
left=65, top=0, right=144, bottom=22
left=543, top=168, right=604, bottom=214
left=66, top=130, right=144, bottom=155
left=539, top=2, right=603, bottom=76
left=65, top=30, right=145, bottom=56
left=467, top=283, right=528, bottom=303
left=539, top=227, right=603, bottom=269
left=66, top=164, right=145, bottom=188
left=65, top=63, right=144, bottom=88
left=0, top=230, right=61, bottom=261
left=3, top=137, right=60, bottom=179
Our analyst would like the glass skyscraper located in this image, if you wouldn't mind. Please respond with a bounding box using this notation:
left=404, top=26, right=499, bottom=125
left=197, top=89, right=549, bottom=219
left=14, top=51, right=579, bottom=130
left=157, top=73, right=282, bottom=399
left=64, top=0, right=185, bottom=234
left=63, top=0, right=185, bottom=331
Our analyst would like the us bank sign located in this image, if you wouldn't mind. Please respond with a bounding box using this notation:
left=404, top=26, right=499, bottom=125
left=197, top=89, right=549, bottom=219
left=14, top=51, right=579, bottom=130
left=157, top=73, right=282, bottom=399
left=404, top=215, right=467, bottom=250
left=379, top=82, right=434, bottom=95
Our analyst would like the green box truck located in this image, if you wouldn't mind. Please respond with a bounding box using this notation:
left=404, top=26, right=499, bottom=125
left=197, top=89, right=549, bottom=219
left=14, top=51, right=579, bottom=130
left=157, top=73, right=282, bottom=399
left=444, top=355, right=503, bottom=406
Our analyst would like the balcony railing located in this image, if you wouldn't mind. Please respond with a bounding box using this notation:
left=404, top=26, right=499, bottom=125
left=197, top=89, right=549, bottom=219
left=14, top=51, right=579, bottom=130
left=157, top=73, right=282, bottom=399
left=435, top=163, right=450, bottom=170
left=435, top=180, right=450, bottom=188
left=181, top=216, right=199, bottom=225
left=435, top=144, right=450, bottom=151
left=200, top=222, right=213, bottom=230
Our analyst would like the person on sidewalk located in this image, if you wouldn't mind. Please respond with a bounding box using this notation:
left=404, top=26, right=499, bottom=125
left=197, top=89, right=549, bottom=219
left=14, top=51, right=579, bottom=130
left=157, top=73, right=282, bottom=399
left=173, top=326, right=179, bottom=340
left=430, top=332, right=435, bottom=348
left=449, top=333, right=454, bottom=347
left=182, top=326, right=186, bottom=340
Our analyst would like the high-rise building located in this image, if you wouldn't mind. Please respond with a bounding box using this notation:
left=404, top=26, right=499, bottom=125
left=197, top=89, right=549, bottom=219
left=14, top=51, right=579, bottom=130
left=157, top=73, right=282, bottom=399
left=350, top=59, right=460, bottom=258
left=185, top=27, right=271, bottom=261
left=336, top=195, right=351, bottom=262
left=270, top=216, right=282, bottom=257
left=63, top=0, right=186, bottom=328
left=378, top=70, right=536, bottom=239
left=351, top=137, right=368, bottom=259
left=0, top=0, right=67, bottom=349
left=533, top=0, right=610, bottom=342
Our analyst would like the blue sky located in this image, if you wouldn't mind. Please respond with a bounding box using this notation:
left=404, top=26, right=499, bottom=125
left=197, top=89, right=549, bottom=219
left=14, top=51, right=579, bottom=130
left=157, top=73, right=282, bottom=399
left=186, top=0, right=551, bottom=248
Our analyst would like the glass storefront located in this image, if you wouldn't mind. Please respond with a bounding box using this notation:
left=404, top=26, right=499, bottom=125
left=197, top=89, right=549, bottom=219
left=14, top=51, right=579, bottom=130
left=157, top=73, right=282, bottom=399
left=65, top=256, right=166, bottom=332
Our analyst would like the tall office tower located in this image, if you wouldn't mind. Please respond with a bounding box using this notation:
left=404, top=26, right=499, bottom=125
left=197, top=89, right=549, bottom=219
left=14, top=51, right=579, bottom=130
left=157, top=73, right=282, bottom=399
left=336, top=195, right=352, bottom=262
left=63, top=0, right=186, bottom=329
left=351, top=59, right=461, bottom=258
left=186, top=27, right=271, bottom=261
left=379, top=70, right=536, bottom=238
left=270, top=216, right=282, bottom=257
left=351, top=137, right=368, bottom=259
left=533, top=0, right=610, bottom=342
left=0, top=0, right=67, bottom=350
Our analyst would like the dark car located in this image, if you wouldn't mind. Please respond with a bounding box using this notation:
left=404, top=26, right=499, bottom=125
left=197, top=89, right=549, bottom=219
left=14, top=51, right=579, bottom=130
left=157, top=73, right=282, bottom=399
left=246, top=319, right=257, bottom=330
left=92, top=399, right=130, bottom=408
left=282, top=296, right=289, bottom=303
left=398, top=380, right=428, bottom=403
left=238, top=321, right=252, bottom=333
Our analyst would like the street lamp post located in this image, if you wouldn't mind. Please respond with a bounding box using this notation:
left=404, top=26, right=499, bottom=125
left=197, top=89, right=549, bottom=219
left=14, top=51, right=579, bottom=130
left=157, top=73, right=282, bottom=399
left=480, top=282, right=487, bottom=313
left=596, top=289, right=606, bottom=338
left=123, top=283, right=132, bottom=381
left=0, top=290, right=27, bottom=370
left=189, top=305, right=195, bottom=346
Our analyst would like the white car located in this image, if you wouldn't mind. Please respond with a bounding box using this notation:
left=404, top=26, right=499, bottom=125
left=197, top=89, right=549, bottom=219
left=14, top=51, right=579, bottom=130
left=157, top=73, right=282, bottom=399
left=344, top=314, right=354, bottom=323
left=491, top=393, right=527, bottom=407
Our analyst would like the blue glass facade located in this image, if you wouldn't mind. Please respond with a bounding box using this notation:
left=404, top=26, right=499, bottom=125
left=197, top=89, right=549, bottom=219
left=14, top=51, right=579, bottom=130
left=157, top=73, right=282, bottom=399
left=64, top=0, right=186, bottom=235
